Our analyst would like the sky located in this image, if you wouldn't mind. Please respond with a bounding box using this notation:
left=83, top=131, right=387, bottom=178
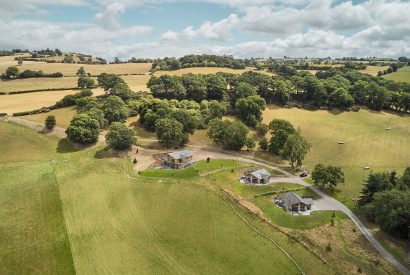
left=0, top=0, right=409, bottom=60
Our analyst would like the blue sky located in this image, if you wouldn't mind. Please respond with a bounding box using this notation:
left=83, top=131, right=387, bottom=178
left=0, top=0, right=409, bottom=60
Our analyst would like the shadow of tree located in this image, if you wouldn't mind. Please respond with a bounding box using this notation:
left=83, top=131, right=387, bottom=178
left=57, top=138, right=79, bottom=153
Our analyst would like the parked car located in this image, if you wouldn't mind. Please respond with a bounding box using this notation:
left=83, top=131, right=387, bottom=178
left=300, top=171, right=308, bottom=177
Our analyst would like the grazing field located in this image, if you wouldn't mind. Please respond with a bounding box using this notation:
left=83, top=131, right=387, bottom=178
left=0, top=62, right=151, bottom=76
left=0, top=120, right=334, bottom=274
left=361, top=65, right=390, bottom=76
left=0, top=88, right=105, bottom=115
left=262, top=106, right=410, bottom=204
left=122, top=74, right=150, bottom=91
left=153, top=67, right=272, bottom=76
left=0, top=77, right=80, bottom=93
left=383, top=66, right=410, bottom=83
left=24, top=107, right=77, bottom=128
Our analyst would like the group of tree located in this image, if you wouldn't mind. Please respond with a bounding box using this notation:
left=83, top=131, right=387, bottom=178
left=207, top=119, right=253, bottom=150
left=358, top=168, right=410, bottom=239
left=151, top=54, right=246, bottom=71
left=1, top=66, right=63, bottom=79
left=377, top=62, right=405, bottom=76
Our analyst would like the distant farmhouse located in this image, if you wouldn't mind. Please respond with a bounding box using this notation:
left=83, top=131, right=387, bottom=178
left=279, top=192, right=313, bottom=213
left=161, top=150, right=193, bottom=169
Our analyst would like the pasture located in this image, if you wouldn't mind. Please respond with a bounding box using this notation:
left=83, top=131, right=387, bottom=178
left=0, top=77, right=80, bottom=93
left=383, top=66, right=410, bottom=83
left=0, top=88, right=105, bottom=115
left=0, top=62, right=151, bottom=76
left=262, top=106, right=410, bottom=203
left=153, top=67, right=272, bottom=76
left=361, top=65, right=390, bottom=76
left=0, top=120, right=334, bottom=274
left=24, top=107, right=77, bottom=128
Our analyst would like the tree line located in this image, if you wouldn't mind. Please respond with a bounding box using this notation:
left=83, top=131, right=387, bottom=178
left=1, top=66, right=63, bottom=79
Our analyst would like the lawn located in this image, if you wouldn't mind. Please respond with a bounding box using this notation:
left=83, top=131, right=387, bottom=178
left=139, top=167, right=198, bottom=179
left=193, top=159, right=244, bottom=173
left=0, top=88, right=105, bottom=115
left=262, top=106, right=410, bottom=202
left=383, top=66, right=410, bottom=83
left=0, top=62, right=152, bottom=76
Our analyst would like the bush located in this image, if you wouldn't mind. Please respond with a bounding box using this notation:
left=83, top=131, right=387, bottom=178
left=65, top=113, right=100, bottom=144
left=45, top=115, right=56, bottom=130
left=106, top=122, right=136, bottom=150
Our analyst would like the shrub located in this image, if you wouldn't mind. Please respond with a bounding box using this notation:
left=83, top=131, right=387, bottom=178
left=45, top=115, right=56, bottom=130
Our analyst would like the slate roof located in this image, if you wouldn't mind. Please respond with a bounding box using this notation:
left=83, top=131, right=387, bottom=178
left=250, top=169, right=271, bottom=179
left=168, top=150, right=193, bottom=160
left=282, top=192, right=312, bottom=206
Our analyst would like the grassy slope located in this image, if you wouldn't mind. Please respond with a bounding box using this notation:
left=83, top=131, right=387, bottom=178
left=262, top=106, right=410, bottom=203
left=0, top=122, right=75, bottom=274
left=360, top=65, right=390, bottom=76
left=383, top=66, right=410, bottom=83
left=24, top=107, right=77, bottom=128
left=0, top=120, right=333, bottom=274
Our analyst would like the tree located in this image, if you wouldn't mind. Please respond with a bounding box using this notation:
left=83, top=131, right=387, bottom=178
left=4, top=66, right=19, bottom=79
left=170, top=109, right=198, bottom=134
left=65, top=113, right=100, bottom=144
left=155, top=118, right=187, bottom=148
left=255, top=123, right=268, bottom=136
left=45, top=115, right=56, bottom=130
left=259, top=137, right=268, bottom=151
left=85, top=108, right=107, bottom=129
left=235, top=95, right=266, bottom=127
left=205, top=74, right=227, bottom=100
left=102, top=96, right=130, bottom=123
left=181, top=73, right=207, bottom=102
left=358, top=172, right=393, bottom=206
left=268, top=119, right=296, bottom=154
left=245, top=137, right=255, bottom=150
left=235, top=82, right=257, bottom=99
left=106, top=122, right=136, bottom=150
left=77, top=77, right=95, bottom=89
left=76, top=67, right=87, bottom=77
left=398, top=167, right=410, bottom=191
left=149, top=75, right=186, bottom=100
left=281, top=133, right=310, bottom=168
left=207, top=119, right=249, bottom=151
left=110, top=81, right=133, bottom=101
left=329, top=88, right=354, bottom=108
left=311, top=164, right=344, bottom=190
left=17, top=59, right=23, bottom=66
left=97, top=73, right=125, bottom=91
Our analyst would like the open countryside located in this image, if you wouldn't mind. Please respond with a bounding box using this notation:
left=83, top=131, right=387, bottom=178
left=1, top=1, right=410, bottom=275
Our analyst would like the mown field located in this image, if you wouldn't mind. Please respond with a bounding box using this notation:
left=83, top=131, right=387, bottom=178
left=0, top=88, right=105, bottom=115
left=361, top=65, right=390, bottom=76
left=0, top=120, right=336, bottom=274
left=262, top=106, right=410, bottom=206
left=0, top=62, right=151, bottom=76
left=153, top=67, right=272, bottom=76
left=383, top=66, right=410, bottom=83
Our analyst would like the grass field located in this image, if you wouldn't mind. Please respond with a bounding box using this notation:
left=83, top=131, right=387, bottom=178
left=0, top=88, right=105, bottom=115
left=262, top=105, right=410, bottom=205
left=0, top=120, right=336, bottom=274
left=0, top=62, right=151, bottom=76
left=139, top=167, right=198, bottom=178
left=24, top=107, right=77, bottom=128
left=0, top=77, right=80, bottom=93
left=361, top=65, right=390, bottom=76
left=153, top=67, right=273, bottom=76
left=383, top=66, right=410, bottom=83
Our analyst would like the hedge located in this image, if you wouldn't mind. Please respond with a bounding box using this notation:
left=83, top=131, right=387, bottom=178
left=0, top=113, right=7, bottom=117
left=8, top=87, right=80, bottom=95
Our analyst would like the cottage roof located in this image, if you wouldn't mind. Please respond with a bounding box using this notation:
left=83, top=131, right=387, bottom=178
left=282, top=192, right=312, bottom=206
left=168, top=150, right=192, bottom=160
left=250, top=169, right=271, bottom=179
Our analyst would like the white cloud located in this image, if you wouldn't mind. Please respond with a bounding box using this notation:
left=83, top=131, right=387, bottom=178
left=94, top=2, right=126, bottom=30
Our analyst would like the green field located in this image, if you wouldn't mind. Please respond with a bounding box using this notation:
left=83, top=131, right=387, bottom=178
left=0, top=120, right=336, bottom=274
left=383, top=66, right=410, bottom=83
left=262, top=106, right=410, bottom=206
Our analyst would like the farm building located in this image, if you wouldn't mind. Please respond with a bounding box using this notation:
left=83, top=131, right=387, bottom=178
left=248, top=169, right=271, bottom=184
left=279, top=192, right=313, bottom=213
left=161, top=150, right=193, bottom=169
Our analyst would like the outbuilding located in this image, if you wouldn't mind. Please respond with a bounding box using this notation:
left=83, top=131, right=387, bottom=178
left=281, top=191, right=313, bottom=212
left=249, top=169, right=271, bottom=184
left=161, top=150, right=193, bottom=169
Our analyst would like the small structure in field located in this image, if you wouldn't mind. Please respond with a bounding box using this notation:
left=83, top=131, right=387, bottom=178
left=385, top=127, right=391, bottom=131
left=275, top=191, right=313, bottom=214
left=338, top=141, right=344, bottom=145
left=242, top=169, right=271, bottom=184
left=161, top=150, right=193, bottom=169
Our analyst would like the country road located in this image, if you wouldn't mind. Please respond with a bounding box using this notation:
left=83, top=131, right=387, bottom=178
left=4, top=116, right=410, bottom=274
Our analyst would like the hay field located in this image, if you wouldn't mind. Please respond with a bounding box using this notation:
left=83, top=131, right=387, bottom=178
left=0, top=120, right=333, bottom=275
left=0, top=77, right=80, bottom=93
left=153, top=67, right=272, bottom=76
left=0, top=88, right=105, bottom=115
left=24, top=107, right=77, bottom=128
left=262, top=106, right=410, bottom=202
left=361, top=65, right=390, bottom=76
left=0, top=62, right=151, bottom=76
left=122, top=74, right=150, bottom=91
left=383, top=66, right=410, bottom=83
